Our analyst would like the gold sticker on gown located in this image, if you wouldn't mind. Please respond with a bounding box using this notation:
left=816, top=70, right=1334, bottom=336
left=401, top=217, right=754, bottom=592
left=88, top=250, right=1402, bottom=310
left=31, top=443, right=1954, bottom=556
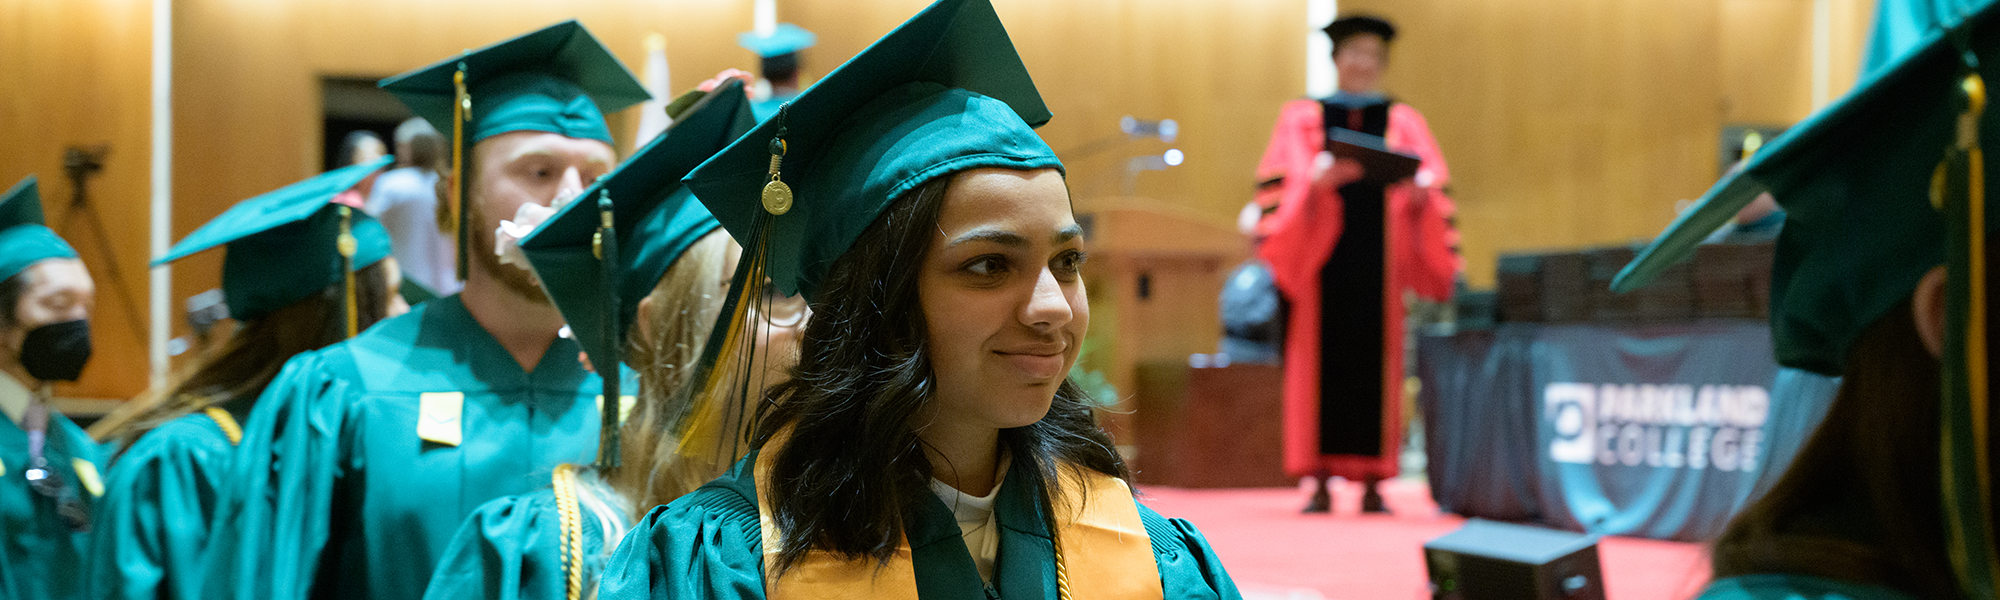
left=418, top=392, right=466, bottom=447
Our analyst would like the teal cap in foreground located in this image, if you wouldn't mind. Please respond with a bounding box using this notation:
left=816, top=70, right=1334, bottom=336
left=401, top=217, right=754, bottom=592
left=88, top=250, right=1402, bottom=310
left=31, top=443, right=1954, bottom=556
left=157, top=157, right=394, bottom=321
left=738, top=23, right=817, bottom=58
left=1613, top=1, right=2000, bottom=377
left=0, top=176, right=80, bottom=283
left=520, top=79, right=753, bottom=372
left=685, top=0, right=1062, bottom=301
left=1616, top=4, right=2000, bottom=593
left=379, top=20, right=650, bottom=145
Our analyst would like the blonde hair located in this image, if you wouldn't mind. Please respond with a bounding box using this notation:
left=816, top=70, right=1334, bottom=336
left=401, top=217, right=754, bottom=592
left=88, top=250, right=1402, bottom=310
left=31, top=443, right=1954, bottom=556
left=604, top=231, right=733, bottom=518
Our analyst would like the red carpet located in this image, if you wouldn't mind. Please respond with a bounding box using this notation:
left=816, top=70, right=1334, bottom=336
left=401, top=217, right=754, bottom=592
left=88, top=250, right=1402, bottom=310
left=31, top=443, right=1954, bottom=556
left=1138, top=479, right=1713, bottom=600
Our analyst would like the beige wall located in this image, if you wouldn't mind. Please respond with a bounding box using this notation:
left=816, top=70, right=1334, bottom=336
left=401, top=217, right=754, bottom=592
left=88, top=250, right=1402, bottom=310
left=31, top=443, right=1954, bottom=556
left=1721, top=0, right=1872, bottom=125
left=0, top=0, right=154, bottom=400
left=164, top=0, right=756, bottom=382
left=1344, top=0, right=1875, bottom=288
left=783, top=0, right=1305, bottom=227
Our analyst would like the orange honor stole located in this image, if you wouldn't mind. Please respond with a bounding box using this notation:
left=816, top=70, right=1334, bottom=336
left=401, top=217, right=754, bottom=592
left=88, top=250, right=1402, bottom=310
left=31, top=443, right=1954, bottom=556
left=754, top=435, right=1164, bottom=599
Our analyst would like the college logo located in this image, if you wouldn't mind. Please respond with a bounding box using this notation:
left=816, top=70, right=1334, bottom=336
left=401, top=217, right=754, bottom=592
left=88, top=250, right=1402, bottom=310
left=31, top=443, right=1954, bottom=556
left=1545, top=383, right=1768, bottom=472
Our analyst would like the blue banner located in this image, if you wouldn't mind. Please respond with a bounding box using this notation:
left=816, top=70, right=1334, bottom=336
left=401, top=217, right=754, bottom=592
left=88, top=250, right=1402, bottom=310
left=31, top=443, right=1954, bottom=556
left=1419, top=321, right=1840, bottom=541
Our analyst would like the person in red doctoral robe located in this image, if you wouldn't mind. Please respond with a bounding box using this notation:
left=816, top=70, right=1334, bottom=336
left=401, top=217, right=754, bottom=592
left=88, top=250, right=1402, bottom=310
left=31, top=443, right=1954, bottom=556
left=1250, top=14, right=1461, bottom=514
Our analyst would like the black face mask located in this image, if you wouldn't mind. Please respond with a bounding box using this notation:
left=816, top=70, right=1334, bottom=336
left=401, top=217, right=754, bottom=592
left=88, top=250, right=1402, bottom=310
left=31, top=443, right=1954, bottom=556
left=19, top=319, right=91, bottom=383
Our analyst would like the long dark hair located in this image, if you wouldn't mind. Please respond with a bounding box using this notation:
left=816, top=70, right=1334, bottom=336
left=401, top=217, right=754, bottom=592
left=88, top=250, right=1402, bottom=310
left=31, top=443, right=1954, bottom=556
left=93, top=262, right=394, bottom=447
left=751, top=174, right=1127, bottom=573
left=1709, top=298, right=1957, bottom=597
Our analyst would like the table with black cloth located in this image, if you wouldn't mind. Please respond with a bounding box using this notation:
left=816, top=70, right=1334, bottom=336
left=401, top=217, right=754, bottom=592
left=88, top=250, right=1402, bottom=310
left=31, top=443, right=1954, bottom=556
left=1416, top=320, right=1840, bottom=542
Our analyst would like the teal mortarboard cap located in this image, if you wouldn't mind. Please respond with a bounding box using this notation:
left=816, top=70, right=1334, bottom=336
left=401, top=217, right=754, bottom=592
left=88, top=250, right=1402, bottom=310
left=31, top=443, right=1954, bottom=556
left=519, top=79, right=752, bottom=470
left=686, top=0, right=1062, bottom=301
left=380, top=20, right=650, bottom=282
left=738, top=23, right=817, bottom=58
left=1614, top=3, right=2000, bottom=376
left=1614, top=2, right=2000, bottom=592
left=379, top=20, right=650, bottom=146
left=519, top=79, right=751, bottom=376
left=0, top=176, right=79, bottom=283
left=156, top=157, right=394, bottom=322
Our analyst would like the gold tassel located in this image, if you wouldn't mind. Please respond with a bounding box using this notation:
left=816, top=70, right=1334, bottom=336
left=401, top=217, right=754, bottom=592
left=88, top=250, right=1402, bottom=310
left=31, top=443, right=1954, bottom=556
left=338, top=205, right=359, bottom=338
left=674, top=105, right=794, bottom=469
left=673, top=231, right=769, bottom=468
left=451, top=61, right=471, bottom=280
left=1941, top=69, right=1999, bottom=597
left=1963, top=72, right=1991, bottom=542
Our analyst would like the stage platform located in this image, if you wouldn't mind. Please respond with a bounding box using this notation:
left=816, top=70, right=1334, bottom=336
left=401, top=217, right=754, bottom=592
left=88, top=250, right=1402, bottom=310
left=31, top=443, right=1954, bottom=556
left=1138, top=478, right=1712, bottom=600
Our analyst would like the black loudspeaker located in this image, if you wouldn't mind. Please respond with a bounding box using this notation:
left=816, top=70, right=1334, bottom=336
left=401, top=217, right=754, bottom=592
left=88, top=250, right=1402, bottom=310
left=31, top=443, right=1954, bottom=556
left=1423, top=519, right=1605, bottom=600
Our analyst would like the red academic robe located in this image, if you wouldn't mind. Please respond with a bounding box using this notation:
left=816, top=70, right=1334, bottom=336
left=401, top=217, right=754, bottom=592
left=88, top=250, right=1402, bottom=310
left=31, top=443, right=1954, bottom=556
left=1254, top=98, right=1460, bottom=480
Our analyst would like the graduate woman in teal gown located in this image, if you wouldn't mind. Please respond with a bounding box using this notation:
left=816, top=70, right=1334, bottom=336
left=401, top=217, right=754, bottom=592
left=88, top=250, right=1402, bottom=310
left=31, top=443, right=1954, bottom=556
left=81, top=158, right=405, bottom=600
left=599, top=1, right=1241, bottom=598
left=0, top=176, right=107, bottom=600
left=202, top=21, right=648, bottom=600
left=422, top=77, right=778, bottom=600
left=1612, top=2, right=2000, bottom=597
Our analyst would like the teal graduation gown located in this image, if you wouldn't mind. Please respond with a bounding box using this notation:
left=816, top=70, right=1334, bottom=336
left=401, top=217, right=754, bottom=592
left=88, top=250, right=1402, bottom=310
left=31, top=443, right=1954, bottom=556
left=599, top=452, right=1242, bottom=600
left=204, top=295, right=621, bottom=600
left=83, top=404, right=245, bottom=600
left=0, top=410, right=104, bottom=600
left=1695, top=575, right=1918, bottom=600
left=423, top=481, right=629, bottom=600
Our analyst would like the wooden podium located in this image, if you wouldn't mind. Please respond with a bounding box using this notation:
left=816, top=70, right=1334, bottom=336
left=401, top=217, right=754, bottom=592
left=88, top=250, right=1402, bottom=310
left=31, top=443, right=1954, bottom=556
left=1132, top=361, right=1292, bottom=488
left=1073, top=197, right=1244, bottom=462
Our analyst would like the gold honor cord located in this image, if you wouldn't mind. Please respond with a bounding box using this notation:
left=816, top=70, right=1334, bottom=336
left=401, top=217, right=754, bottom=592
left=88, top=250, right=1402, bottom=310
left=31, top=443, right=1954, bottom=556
left=451, top=60, right=471, bottom=280
left=203, top=407, right=243, bottom=446
left=338, top=206, right=359, bottom=338
left=552, top=464, right=585, bottom=600
left=1054, top=535, right=1072, bottom=600
left=1940, top=65, right=1999, bottom=597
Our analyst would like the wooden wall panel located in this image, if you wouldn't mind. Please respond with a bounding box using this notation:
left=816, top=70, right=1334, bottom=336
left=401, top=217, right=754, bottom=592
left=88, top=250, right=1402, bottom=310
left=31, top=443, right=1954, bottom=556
left=1825, top=0, right=1873, bottom=98
left=1722, top=0, right=1816, bottom=125
left=1720, top=0, right=1874, bottom=124
left=1345, top=0, right=1725, bottom=289
left=0, top=0, right=154, bottom=400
